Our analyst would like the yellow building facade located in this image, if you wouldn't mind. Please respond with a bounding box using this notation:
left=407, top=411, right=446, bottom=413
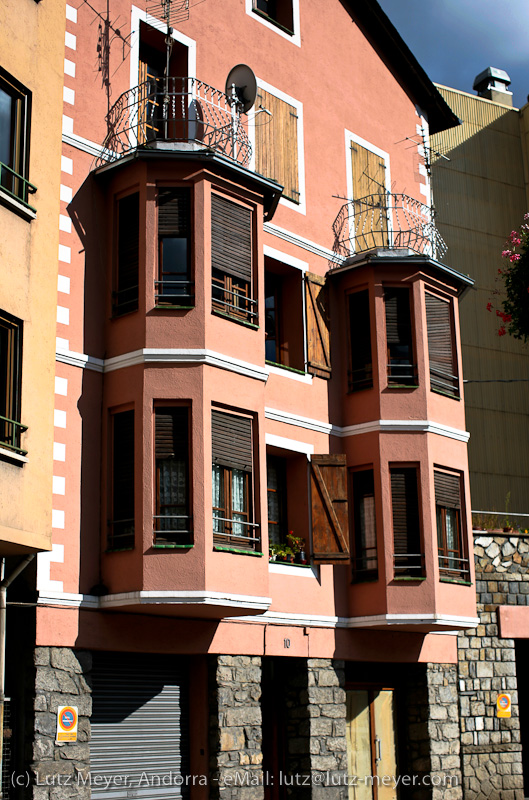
left=0, top=0, right=64, bottom=553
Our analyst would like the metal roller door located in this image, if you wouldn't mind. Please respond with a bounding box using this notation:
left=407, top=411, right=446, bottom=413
left=91, top=653, right=189, bottom=800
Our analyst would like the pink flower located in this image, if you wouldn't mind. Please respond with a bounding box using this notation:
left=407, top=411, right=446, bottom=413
left=486, top=302, right=493, bottom=312
left=498, top=326, right=507, bottom=337
left=524, top=212, right=529, bottom=220
left=510, top=254, right=521, bottom=262
left=502, top=250, right=512, bottom=258
left=510, top=231, right=521, bottom=245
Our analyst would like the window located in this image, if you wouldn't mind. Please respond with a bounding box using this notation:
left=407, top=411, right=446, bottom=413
left=435, top=470, right=469, bottom=581
left=212, top=410, right=258, bottom=551
left=156, top=188, right=193, bottom=306
left=267, top=456, right=287, bottom=544
left=348, top=290, right=372, bottom=391
left=113, top=192, right=139, bottom=315
left=108, top=410, right=135, bottom=550
left=305, top=273, right=331, bottom=378
left=0, top=311, right=25, bottom=456
left=0, top=69, right=34, bottom=208
left=252, top=0, right=294, bottom=33
left=265, top=259, right=304, bottom=370
left=154, top=407, right=191, bottom=546
left=255, top=88, right=300, bottom=205
left=390, top=466, right=423, bottom=577
left=351, top=470, right=377, bottom=581
left=384, top=288, right=416, bottom=386
left=211, top=194, right=256, bottom=324
left=425, top=292, right=459, bottom=398
left=350, top=139, right=388, bottom=251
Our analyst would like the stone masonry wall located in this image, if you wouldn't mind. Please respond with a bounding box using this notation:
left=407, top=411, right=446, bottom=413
left=32, top=647, right=92, bottom=800
left=457, top=533, right=527, bottom=800
left=306, top=659, right=347, bottom=800
left=209, top=655, right=263, bottom=800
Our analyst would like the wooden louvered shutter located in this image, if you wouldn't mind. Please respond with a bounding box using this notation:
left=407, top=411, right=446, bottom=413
left=255, top=89, right=299, bottom=203
left=155, top=407, right=188, bottom=458
left=385, top=288, right=411, bottom=346
left=211, top=194, right=252, bottom=282
left=305, top=273, right=331, bottom=379
left=158, top=188, right=190, bottom=236
left=212, top=410, right=252, bottom=472
left=390, top=467, right=420, bottom=557
left=311, top=454, right=350, bottom=564
left=116, top=192, right=139, bottom=313
left=434, top=471, right=461, bottom=509
left=351, top=142, right=387, bottom=248
left=425, top=293, right=458, bottom=397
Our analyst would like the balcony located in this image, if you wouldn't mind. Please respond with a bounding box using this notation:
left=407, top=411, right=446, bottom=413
left=96, top=76, right=252, bottom=168
left=332, top=192, right=447, bottom=261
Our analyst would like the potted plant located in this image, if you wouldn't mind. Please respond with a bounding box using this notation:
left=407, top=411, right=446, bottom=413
left=287, top=532, right=307, bottom=565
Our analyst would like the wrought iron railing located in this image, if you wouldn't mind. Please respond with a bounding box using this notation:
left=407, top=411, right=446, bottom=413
left=332, top=193, right=447, bottom=261
left=0, top=161, right=37, bottom=211
left=213, top=516, right=260, bottom=551
left=393, top=552, right=425, bottom=577
left=430, top=366, right=459, bottom=398
left=438, top=554, right=470, bottom=581
left=0, top=416, right=27, bottom=456
left=96, top=77, right=252, bottom=168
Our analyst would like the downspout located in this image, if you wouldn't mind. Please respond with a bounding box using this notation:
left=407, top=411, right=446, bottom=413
left=0, top=553, right=35, bottom=799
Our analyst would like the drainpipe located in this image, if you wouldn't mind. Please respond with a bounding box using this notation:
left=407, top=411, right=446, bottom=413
left=0, top=554, right=35, bottom=799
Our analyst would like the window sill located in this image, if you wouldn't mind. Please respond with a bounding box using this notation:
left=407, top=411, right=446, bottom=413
left=105, top=547, right=134, bottom=553
left=393, top=576, right=427, bottom=582
left=214, top=545, right=263, bottom=557
left=431, top=388, right=460, bottom=401
left=265, top=360, right=305, bottom=375
left=386, top=384, right=419, bottom=390
left=269, top=558, right=309, bottom=567
left=154, top=304, right=195, bottom=311
left=212, top=309, right=259, bottom=330
left=0, top=187, right=36, bottom=221
left=440, top=577, right=472, bottom=586
left=152, top=543, right=194, bottom=549
left=0, top=445, right=28, bottom=465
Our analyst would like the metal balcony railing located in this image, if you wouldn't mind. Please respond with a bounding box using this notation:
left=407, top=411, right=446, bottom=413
left=0, top=416, right=27, bottom=457
left=332, top=193, right=447, bottom=261
left=0, top=162, right=37, bottom=211
left=96, top=76, right=252, bottom=168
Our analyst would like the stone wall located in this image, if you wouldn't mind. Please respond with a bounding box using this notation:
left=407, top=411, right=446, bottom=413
left=306, top=659, right=347, bottom=800
left=457, top=533, right=526, bottom=800
left=32, top=647, right=92, bottom=800
left=209, top=655, right=263, bottom=800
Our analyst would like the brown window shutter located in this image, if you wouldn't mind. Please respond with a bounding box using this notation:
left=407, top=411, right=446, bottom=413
left=155, top=407, right=188, bottom=458
left=158, top=188, right=190, bottom=236
left=351, top=141, right=387, bottom=247
left=110, top=410, right=135, bottom=548
left=311, top=454, right=350, bottom=564
left=211, top=410, right=252, bottom=471
left=305, top=273, right=331, bottom=379
left=425, top=293, right=458, bottom=396
left=116, top=192, right=139, bottom=313
left=255, top=89, right=299, bottom=203
left=211, top=194, right=252, bottom=282
left=434, top=471, right=461, bottom=509
left=384, top=288, right=411, bottom=346
left=390, top=467, right=420, bottom=556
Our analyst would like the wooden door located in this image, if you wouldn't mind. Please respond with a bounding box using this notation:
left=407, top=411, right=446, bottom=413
left=346, top=688, right=398, bottom=800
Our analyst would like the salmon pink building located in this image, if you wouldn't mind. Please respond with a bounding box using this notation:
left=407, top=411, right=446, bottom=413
left=18, top=1, right=479, bottom=798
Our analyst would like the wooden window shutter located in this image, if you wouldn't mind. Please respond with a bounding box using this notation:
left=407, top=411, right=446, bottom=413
left=158, top=188, right=190, bottom=236
left=255, top=89, right=299, bottom=203
left=384, top=288, right=411, bottom=346
left=434, top=471, right=461, bottom=509
left=155, top=407, right=188, bottom=458
left=211, top=194, right=252, bottom=282
left=211, top=410, right=252, bottom=471
left=351, top=141, right=387, bottom=247
left=390, top=467, right=420, bottom=556
left=425, top=293, right=458, bottom=396
left=116, top=193, right=139, bottom=312
left=311, top=454, right=350, bottom=564
left=305, top=273, right=331, bottom=379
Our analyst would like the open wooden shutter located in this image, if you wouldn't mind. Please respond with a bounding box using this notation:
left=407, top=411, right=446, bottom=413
left=305, top=273, right=331, bottom=379
left=311, top=454, right=350, bottom=564
left=158, top=188, right=190, bottom=236
left=425, top=293, right=458, bottom=396
left=255, top=89, right=299, bottom=203
left=211, top=194, right=252, bottom=282
left=211, top=410, right=252, bottom=471
left=390, top=467, right=420, bottom=556
left=434, top=471, right=461, bottom=509
left=155, top=407, right=188, bottom=459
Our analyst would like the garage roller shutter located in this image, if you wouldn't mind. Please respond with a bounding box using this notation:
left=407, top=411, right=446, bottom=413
left=91, top=653, right=189, bottom=799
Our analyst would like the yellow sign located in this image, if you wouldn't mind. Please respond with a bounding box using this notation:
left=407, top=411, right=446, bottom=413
left=56, top=706, right=78, bottom=742
left=497, top=693, right=511, bottom=718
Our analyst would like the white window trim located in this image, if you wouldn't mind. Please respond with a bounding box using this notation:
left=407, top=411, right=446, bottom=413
left=250, top=78, right=306, bottom=216
left=244, top=0, right=301, bottom=47
left=130, top=5, right=197, bottom=92
left=344, top=129, right=391, bottom=253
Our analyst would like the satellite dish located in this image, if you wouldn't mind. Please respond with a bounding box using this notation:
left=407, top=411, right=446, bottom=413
left=225, top=64, right=258, bottom=113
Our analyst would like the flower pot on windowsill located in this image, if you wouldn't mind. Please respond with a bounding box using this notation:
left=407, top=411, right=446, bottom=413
left=294, top=550, right=306, bottom=564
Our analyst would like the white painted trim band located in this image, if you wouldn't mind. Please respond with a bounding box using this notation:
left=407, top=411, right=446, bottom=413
left=100, top=590, right=271, bottom=610
left=264, top=222, right=339, bottom=262
left=265, top=407, right=332, bottom=435
left=331, top=419, right=470, bottom=442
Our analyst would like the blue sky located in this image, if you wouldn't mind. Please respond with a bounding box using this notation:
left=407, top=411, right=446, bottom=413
left=377, top=0, right=529, bottom=109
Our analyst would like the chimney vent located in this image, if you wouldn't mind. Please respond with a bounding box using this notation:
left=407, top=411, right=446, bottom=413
left=473, top=67, right=512, bottom=106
